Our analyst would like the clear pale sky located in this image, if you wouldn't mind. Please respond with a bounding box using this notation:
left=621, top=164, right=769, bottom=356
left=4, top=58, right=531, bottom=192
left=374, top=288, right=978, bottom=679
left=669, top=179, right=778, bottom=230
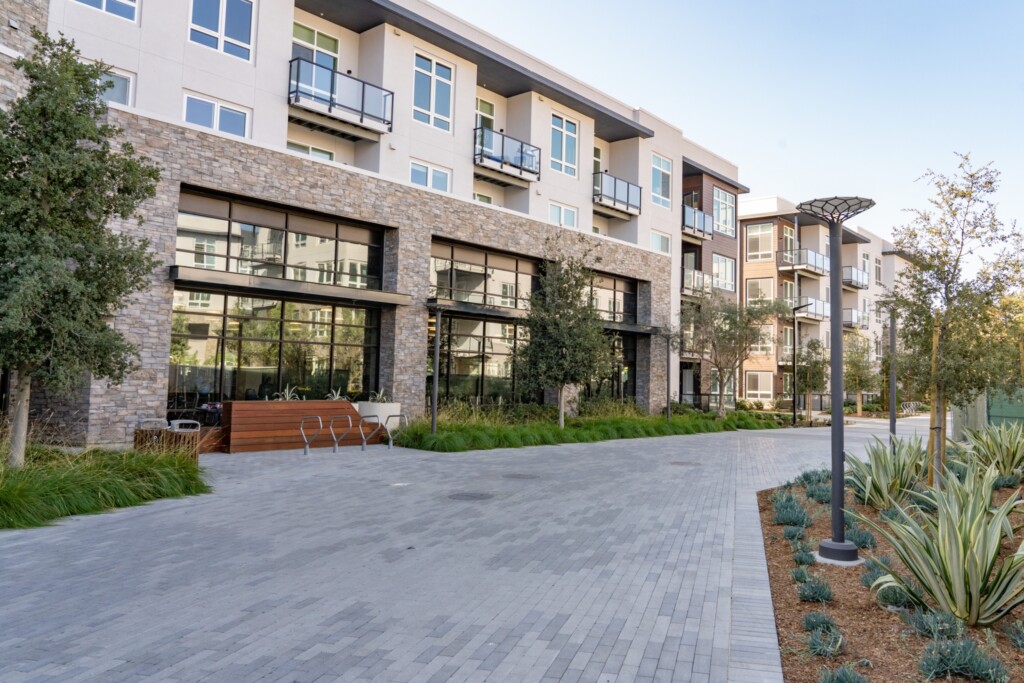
left=430, top=0, right=1023, bottom=240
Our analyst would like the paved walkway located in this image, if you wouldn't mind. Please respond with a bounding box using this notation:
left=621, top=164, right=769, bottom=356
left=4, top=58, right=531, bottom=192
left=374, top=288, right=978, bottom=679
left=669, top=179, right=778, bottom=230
left=0, top=417, right=927, bottom=682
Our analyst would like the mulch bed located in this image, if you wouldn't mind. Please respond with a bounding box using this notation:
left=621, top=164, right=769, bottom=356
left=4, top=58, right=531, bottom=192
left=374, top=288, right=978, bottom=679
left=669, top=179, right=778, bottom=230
left=758, top=483, right=1024, bottom=682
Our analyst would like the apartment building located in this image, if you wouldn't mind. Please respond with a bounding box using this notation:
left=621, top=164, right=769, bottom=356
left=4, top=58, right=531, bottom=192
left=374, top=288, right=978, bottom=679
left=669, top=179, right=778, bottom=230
left=0, top=0, right=747, bottom=447
left=737, top=196, right=905, bottom=406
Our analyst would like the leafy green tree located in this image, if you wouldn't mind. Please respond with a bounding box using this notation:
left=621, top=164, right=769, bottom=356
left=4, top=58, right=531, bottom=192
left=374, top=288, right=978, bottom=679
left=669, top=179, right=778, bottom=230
left=881, top=153, right=1023, bottom=482
left=678, top=290, right=789, bottom=418
left=515, top=236, right=615, bottom=428
left=0, top=32, right=160, bottom=467
left=844, top=331, right=878, bottom=416
left=792, top=339, right=829, bottom=423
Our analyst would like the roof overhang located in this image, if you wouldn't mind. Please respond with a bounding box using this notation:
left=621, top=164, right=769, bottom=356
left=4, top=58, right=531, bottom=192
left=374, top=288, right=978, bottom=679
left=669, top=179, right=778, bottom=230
left=841, top=227, right=871, bottom=245
left=681, top=157, right=749, bottom=194
left=298, top=0, right=653, bottom=141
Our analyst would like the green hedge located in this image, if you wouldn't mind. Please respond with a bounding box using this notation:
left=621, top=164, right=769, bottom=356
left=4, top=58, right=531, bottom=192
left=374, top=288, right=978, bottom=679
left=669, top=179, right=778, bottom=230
left=394, top=410, right=783, bottom=452
left=0, top=447, right=211, bottom=529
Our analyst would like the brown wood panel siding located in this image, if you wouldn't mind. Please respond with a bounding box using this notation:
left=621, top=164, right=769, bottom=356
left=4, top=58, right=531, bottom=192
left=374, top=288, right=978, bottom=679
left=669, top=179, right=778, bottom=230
left=222, top=400, right=384, bottom=453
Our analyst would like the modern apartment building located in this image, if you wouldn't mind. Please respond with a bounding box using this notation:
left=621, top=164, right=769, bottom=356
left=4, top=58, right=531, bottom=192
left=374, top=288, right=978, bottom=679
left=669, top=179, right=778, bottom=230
left=737, top=196, right=906, bottom=406
left=0, top=0, right=747, bottom=447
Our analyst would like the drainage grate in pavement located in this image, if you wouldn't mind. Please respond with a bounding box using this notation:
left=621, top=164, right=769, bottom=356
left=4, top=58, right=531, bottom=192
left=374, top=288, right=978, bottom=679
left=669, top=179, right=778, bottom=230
left=448, top=492, right=494, bottom=501
left=502, top=473, right=539, bottom=480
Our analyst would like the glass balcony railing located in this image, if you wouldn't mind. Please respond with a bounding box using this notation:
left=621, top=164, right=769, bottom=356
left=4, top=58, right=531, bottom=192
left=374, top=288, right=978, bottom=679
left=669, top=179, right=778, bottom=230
left=473, top=128, right=541, bottom=179
left=843, top=308, right=868, bottom=329
left=788, top=296, right=829, bottom=320
left=682, top=206, right=714, bottom=239
left=777, top=249, right=830, bottom=274
left=287, top=57, right=394, bottom=131
left=682, top=269, right=709, bottom=294
left=842, top=266, right=870, bottom=289
left=593, top=172, right=641, bottom=215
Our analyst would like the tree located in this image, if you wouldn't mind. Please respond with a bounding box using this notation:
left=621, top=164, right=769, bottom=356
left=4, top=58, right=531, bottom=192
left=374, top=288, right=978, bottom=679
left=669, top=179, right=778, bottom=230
left=0, top=32, right=160, bottom=467
left=678, top=290, right=789, bottom=418
left=843, top=331, right=878, bottom=416
left=881, top=153, right=1024, bottom=484
left=793, top=339, right=829, bottom=424
left=515, top=235, right=615, bottom=428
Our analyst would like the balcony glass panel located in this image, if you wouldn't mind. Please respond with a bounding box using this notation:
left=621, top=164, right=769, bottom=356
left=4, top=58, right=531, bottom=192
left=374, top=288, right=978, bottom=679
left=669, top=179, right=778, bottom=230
left=593, top=172, right=641, bottom=213
left=474, top=128, right=541, bottom=177
left=777, top=249, right=830, bottom=273
left=842, top=266, right=870, bottom=289
left=682, top=206, right=714, bottom=238
left=288, top=57, right=394, bottom=129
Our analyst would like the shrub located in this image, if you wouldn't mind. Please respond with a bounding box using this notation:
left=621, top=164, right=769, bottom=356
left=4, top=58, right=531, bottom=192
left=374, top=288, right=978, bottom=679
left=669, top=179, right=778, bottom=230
left=845, top=436, right=927, bottom=510
left=735, top=399, right=752, bottom=411
left=794, top=549, right=817, bottom=566
left=806, top=483, right=831, bottom=504
left=993, top=473, right=1022, bottom=490
left=818, top=664, right=869, bottom=683
left=773, top=495, right=812, bottom=527
left=803, top=612, right=837, bottom=633
left=902, top=609, right=965, bottom=640
left=854, top=465, right=1024, bottom=626
left=845, top=526, right=876, bottom=550
left=959, top=422, right=1024, bottom=479
left=860, top=555, right=892, bottom=588
left=799, top=577, right=833, bottom=603
left=783, top=526, right=806, bottom=542
left=796, top=468, right=831, bottom=487
left=1005, top=620, right=1024, bottom=652
left=918, top=638, right=1009, bottom=683
left=792, top=567, right=810, bottom=583
left=878, top=583, right=921, bottom=609
left=807, top=626, right=844, bottom=658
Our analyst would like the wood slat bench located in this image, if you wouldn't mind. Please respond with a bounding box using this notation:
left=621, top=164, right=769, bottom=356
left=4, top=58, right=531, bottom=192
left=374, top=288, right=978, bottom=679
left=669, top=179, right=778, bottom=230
left=221, top=400, right=383, bottom=453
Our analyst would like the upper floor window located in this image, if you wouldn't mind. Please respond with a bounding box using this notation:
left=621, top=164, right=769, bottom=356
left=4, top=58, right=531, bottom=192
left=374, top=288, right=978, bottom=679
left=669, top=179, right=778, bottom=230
left=287, top=141, right=333, bottom=161
left=593, top=147, right=602, bottom=175
left=184, top=94, right=248, bottom=137
left=548, top=202, right=577, bottom=229
left=650, top=231, right=671, bottom=254
left=713, top=187, right=736, bottom=237
left=550, top=114, right=578, bottom=177
left=651, top=154, right=672, bottom=208
left=746, top=277, right=773, bottom=303
left=292, top=23, right=338, bottom=69
left=100, top=71, right=132, bottom=106
left=874, top=256, right=883, bottom=286
left=475, top=98, right=494, bottom=129
left=74, top=0, right=136, bottom=21
left=746, top=223, right=773, bottom=261
left=413, top=54, right=452, bottom=131
left=712, top=254, right=735, bottom=292
left=190, top=0, right=253, bottom=61
left=474, top=193, right=493, bottom=205
left=410, top=160, right=451, bottom=192
left=862, top=252, right=871, bottom=279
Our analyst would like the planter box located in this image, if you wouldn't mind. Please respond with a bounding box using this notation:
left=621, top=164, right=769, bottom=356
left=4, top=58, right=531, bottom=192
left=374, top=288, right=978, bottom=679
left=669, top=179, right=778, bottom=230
left=355, top=401, right=402, bottom=425
left=221, top=400, right=382, bottom=453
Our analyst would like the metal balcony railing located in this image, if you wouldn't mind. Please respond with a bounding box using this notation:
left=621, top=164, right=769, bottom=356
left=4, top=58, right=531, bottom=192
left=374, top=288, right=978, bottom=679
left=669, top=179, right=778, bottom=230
left=843, top=308, right=869, bottom=329
left=842, top=266, right=870, bottom=289
left=288, top=57, right=394, bottom=131
left=473, top=128, right=541, bottom=179
left=777, top=249, right=830, bottom=274
left=682, top=206, right=714, bottom=239
left=788, top=296, right=829, bottom=320
left=593, top=172, right=641, bottom=215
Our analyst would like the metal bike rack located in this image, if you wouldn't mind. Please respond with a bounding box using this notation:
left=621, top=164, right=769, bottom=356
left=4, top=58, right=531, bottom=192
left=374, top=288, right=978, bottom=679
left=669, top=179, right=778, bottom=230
left=359, top=415, right=382, bottom=451
left=383, top=414, right=410, bottom=450
left=329, top=415, right=354, bottom=453
left=299, top=415, right=323, bottom=455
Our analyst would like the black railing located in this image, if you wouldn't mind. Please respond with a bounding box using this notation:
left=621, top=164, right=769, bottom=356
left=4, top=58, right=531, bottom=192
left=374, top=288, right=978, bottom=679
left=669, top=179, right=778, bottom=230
left=777, top=249, right=829, bottom=274
left=842, top=266, right=869, bottom=289
left=473, top=128, right=541, bottom=178
left=682, top=206, right=714, bottom=238
left=593, top=172, right=641, bottom=214
left=288, top=57, right=394, bottom=131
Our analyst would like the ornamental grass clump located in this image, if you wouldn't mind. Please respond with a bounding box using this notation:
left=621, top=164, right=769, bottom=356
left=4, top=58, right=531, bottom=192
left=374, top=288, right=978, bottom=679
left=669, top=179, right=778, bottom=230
left=803, top=612, right=837, bottom=633
left=792, top=567, right=810, bottom=583
left=918, top=637, right=1009, bottom=683
left=1005, top=620, right=1024, bottom=652
left=799, top=577, right=833, bottom=603
left=845, top=525, right=876, bottom=550
left=796, top=468, right=831, bottom=488
left=783, top=526, right=806, bottom=542
left=806, top=483, right=831, bottom=505
left=773, top=492, right=812, bottom=528
left=959, top=422, right=1024, bottom=480
left=818, top=664, right=869, bottom=683
left=845, top=436, right=927, bottom=510
left=854, top=465, right=1024, bottom=626
left=807, top=625, right=844, bottom=658
left=902, top=609, right=965, bottom=640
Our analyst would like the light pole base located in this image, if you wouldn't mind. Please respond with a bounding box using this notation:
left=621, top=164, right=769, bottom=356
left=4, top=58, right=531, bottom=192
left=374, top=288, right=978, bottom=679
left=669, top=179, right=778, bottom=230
left=818, top=539, right=859, bottom=563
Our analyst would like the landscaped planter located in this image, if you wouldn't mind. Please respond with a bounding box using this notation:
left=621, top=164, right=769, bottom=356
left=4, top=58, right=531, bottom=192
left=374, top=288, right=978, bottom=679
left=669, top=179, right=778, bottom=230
left=221, top=400, right=379, bottom=453
left=355, top=401, right=402, bottom=425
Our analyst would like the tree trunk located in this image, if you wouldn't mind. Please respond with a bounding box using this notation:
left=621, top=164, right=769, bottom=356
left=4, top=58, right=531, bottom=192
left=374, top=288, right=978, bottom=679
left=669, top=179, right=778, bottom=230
left=937, top=390, right=948, bottom=478
left=926, top=316, right=941, bottom=487
left=716, top=386, right=726, bottom=419
left=806, top=391, right=813, bottom=424
left=7, top=370, right=30, bottom=469
left=558, top=385, right=565, bottom=429
left=856, top=391, right=863, bottom=417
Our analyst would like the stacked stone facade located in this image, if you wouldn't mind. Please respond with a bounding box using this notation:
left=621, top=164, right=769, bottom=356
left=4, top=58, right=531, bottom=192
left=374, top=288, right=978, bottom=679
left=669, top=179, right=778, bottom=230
left=0, top=0, right=45, bottom=106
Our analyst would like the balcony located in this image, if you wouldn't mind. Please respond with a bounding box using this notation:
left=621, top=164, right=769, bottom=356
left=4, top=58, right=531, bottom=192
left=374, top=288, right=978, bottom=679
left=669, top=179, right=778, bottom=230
left=843, top=308, right=869, bottom=329
left=842, top=266, right=870, bottom=290
left=287, top=57, right=394, bottom=141
left=592, top=172, right=641, bottom=219
left=681, top=269, right=710, bottom=297
left=777, top=249, right=829, bottom=277
left=682, top=206, right=714, bottom=241
left=789, top=297, right=829, bottom=321
left=473, top=128, right=541, bottom=187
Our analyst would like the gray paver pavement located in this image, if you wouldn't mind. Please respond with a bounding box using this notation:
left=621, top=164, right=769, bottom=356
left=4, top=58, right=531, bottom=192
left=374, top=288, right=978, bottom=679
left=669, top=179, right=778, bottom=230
left=0, top=417, right=927, bottom=682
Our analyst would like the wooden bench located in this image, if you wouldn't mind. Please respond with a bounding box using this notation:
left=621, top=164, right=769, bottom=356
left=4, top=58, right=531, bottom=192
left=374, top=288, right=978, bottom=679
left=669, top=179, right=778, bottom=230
left=221, top=400, right=383, bottom=453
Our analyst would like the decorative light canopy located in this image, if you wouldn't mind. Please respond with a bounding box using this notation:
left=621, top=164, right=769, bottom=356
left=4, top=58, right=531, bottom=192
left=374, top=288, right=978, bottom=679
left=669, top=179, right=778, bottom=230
left=797, top=196, right=875, bottom=224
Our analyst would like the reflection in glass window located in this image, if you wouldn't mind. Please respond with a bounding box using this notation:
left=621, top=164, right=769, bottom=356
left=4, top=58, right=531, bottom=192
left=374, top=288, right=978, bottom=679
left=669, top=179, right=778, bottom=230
left=413, top=54, right=453, bottom=131
left=190, top=0, right=254, bottom=60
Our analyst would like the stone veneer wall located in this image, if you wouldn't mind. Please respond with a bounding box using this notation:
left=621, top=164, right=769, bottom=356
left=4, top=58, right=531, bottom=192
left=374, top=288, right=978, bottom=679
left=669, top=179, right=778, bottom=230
left=0, top=0, right=46, bottom=106
left=37, top=110, right=674, bottom=447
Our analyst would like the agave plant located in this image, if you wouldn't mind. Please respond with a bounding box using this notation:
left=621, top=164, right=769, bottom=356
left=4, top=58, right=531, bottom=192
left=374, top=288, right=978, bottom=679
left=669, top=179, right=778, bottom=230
left=958, top=422, right=1024, bottom=479
left=854, top=466, right=1024, bottom=626
left=324, top=388, right=350, bottom=401
left=273, top=384, right=300, bottom=401
left=845, top=436, right=927, bottom=510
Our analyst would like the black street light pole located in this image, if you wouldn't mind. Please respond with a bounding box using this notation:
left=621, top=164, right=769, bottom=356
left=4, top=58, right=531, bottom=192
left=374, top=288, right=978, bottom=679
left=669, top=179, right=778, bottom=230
left=430, top=304, right=448, bottom=435
left=792, top=301, right=812, bottom=426
left=889, top=307, right=897, bottom=449
left=797, top=197, right=875, bottom=563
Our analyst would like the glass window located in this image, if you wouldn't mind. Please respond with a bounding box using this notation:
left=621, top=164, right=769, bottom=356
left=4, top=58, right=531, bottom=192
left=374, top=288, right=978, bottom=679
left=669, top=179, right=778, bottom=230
left=287, top=141, right=334, bottom=161
left=74, top=0, right=137, bottom=21
left=184, top=94, right=248, bottom=137
left=550, top=114, right=578, bottom=177
left=410, top=161, right=450, bottom=192
left=746, top=371, right=773, bottom=400
left=475, top=98, right=494, bottom=129
left=782, top=224, right=796, bottom=253
left=548, top=203, right=577, bottom=228
left=713, top=187, right=736, bottom=237
left=746, top=277, right=773, bottom=303
left=591, top=275, right=637, bottom=324
left=746, top=223, right=773, bottom=261
left=650, top=231, right=671, bottom=254
left=782, top=279, right=796, bottom=304
left=782, top=326, right=795, bottom=357
left=751, top=326, right=774, bottom=356
left=473, top=193, right=493, bottom=205
left=100, top=71, right=132, bottom=105
left=413, top=54, right=453, bottom=131
left=875, top=257, right=883, bottom=286
left=862, top=252, right=871, bottom=278
left=190, top=0, right=254, bottom=60
left=782, top=372, right=793, bottom=398
left=593, top=147, right=602, bottom=175
left=651, top=154, right=672, bottom=208
left=712, top=254, right=736, bottom=292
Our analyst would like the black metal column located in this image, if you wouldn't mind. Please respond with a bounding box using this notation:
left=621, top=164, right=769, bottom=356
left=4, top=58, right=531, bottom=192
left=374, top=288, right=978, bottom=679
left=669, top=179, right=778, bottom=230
left=431, top=309, right=442, bottom=435
left=890, top=308, right=897, bottom=446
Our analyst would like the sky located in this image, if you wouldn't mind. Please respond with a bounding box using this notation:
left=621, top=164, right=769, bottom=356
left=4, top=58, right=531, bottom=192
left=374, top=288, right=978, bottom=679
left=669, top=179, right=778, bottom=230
left=429, top=0, right=1024, bottom=241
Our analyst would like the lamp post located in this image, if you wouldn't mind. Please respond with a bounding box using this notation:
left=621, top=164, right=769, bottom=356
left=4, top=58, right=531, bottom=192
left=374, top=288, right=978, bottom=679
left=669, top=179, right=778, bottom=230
left=889, top=307, right=897, bottom=449
left=797, top=196, right=875, bottom=563
left=791, top=301, right=812, bottom=426
left=429, top=304, right=448, bottom=435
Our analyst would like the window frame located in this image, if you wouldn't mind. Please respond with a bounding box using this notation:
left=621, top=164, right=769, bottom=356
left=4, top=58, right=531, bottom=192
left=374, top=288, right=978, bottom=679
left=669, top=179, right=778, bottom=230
left=73, top=0, right=138, bottom=22
left=473, top=193, right=493, bottom=205
left=745, top=277, right=774, bottom=304
left=550, top=113, right=579, bottom=177
left=745, top=370, right=774, bottom=400
left=650, top=231, right=671, bottom=255
left=410, top=160, right=452, bottom=193
left=712, top=253, right=736, bottom=292
left=651, top=154, right=672, bottom=209
left=286, top=141, right=334, bottom=161
left=413, top=53, right=454, bottom=132
left=751, top=326, right=774, bottom=357
left=874, top=256, right=883, bottom=286
left=183, top=93, right=250, bottom=137
left=548, top=202, right=578, bottom=229
left=99, top=68, right=134, bottom=106
left=713, top=187, right=736, bottom=237
left=745, top=222, right=774, bottom=261
left=474, top=97, right=494, bottom=130
left=189, top=0, right=255, bottom=61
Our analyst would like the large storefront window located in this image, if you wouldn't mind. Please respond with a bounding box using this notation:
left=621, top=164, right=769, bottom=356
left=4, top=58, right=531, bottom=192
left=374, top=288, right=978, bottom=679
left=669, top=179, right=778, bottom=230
left=169, top=289, right=380, bottom=409
left=175, top=192, right=384, bottom=290
left=430, top=242, right=537, bottom=310
left=583, top=334, right=637, bottom=399
left=591, top=275, right=637, bottom=324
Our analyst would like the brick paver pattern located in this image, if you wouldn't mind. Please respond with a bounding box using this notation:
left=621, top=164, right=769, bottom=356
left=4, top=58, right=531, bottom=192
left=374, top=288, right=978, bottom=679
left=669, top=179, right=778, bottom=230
left=0, top=417, right=926, bottom=682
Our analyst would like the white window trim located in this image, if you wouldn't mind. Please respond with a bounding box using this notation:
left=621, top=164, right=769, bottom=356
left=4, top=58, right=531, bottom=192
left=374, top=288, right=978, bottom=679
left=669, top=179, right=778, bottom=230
left=475, top=97, right=495, bottom=129
left=745, top=371, right=774, bottom=400
left=473, top=192, right=493, bottom=205
left=286, top=141, right=334, bottom=161
left=73, top=0, right=138, bottom=22
left=412, top=52, right=454, bottom=132
left=548, top=202, right=578, bottom=229
left=712, top=253, right=736, bottom=292
left=745, top=277, right=775, bottom=304
left=410, top=159, right=452, bottom=193
left=745, top=223, right=774, bottom=262
left=650, top=231, right=671, bottom=255
left=183, top=93, right=250, bottom=137
left=751, top=326, right=774, bottom=357
left=550, top=113, right=579, bottom=177
left=189, top=0, right=255, bottom=62
left=651, top=154, right=672, bottom=209
left=713, top=187, right=736, bottom=237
